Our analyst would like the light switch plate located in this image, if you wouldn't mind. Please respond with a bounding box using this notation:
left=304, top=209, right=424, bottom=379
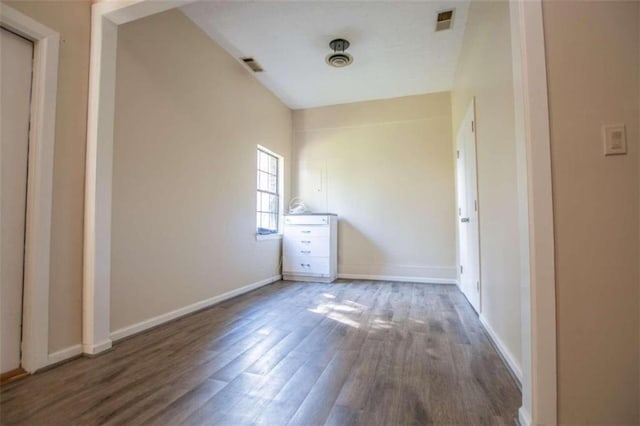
left=602, top=124, right=627, bottom=156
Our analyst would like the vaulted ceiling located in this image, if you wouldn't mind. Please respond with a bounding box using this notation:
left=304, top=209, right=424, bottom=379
left=181, top=1, right=470, bottom=109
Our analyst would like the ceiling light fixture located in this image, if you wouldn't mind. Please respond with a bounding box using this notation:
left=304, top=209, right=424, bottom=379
left=325, top=38, right=353, bottom=68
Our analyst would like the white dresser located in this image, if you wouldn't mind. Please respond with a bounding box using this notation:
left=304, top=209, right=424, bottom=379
left=283, top=214, right=337, bottom=283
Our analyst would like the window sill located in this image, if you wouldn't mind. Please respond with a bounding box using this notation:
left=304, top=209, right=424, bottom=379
left=256, top=233, right=283, bottom=241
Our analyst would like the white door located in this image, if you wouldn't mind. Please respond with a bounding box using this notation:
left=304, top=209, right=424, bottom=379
left=1, top=27, right=34, bottom=374
left=455, top=99, right=481, bottom=312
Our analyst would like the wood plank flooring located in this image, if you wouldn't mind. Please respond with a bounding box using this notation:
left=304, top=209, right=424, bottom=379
left=0, top=280, right=521, bottom=425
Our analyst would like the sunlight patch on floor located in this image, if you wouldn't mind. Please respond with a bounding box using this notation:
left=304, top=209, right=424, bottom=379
left=308, top=300, right=363, bottom=328
left=327, top=312, right=360, bottom=329
left=372, top=318, right=392, bottom=330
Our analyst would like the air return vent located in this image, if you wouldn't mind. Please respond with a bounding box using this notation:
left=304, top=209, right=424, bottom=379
left=241, top=57, right=264, bottom=72
left=435, top=9, right=454, bottom=31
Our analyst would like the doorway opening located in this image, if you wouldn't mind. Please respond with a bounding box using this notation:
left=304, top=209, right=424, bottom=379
left=84, top=1, right=557, bottom=424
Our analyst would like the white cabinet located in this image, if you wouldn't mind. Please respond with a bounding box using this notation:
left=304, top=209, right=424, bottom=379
left=283, top=214, right=337, bottom=282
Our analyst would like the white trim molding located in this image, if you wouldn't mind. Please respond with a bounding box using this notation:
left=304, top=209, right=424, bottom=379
left=337, top=273, right=457, bottom=285
left=0, top=4, right=59, bottom=373
left=82, top=1, right=117, bottom=357
left=47, top=344, right=82, bottom=366
left=479, top=314, right=523, bottom=387
left=510, top=0, right=558, bottom=424
left=111, top=275, right=281, bottom=342
left=255, top=233, right=283, bottom=241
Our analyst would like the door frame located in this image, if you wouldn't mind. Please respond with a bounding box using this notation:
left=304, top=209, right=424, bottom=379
left=0, top=5, right=59, bottom=373
left=509, top=1, right=557, bottom=425
left=84, top=0, right=557, bottom=424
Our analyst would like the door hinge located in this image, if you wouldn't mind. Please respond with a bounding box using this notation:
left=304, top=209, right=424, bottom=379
left=477, top=281, right=480, bottom=291
left=460, top=265, right=463, bottom=274
left=471, top=120, right=475, bottom=132
left=458, top=207, right=461, bottom=216
left=474, top=200, right=477, bottom=211
left=456, top=150, right=460, bottom=159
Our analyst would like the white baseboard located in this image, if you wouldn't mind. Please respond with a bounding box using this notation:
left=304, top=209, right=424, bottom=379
left=37, top=275, right=281, bottom=367
left=283, top=274, right=336, bottom=283
left=518, top=406, right=532, bottom=426
left=479, top=314, right=523, bottom=387
left=337, top=273, right=457, bottom=285
left=47, top=344, right=83, bottom=365
left=110, top=274, right=281, bottom=342
left=82, top=339, right=113, bottom=356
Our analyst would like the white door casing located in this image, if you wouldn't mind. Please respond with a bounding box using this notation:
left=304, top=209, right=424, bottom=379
left=0, top=4, right=59, bottom=373
left=0, top=27, right=34, bottom=374
left=509, top=1, right=557, bottom=423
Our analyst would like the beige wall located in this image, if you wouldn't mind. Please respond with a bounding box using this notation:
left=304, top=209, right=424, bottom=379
left=543, top=1, right=640, bottom=423
left=451, top=0, right=522, bottom=371
left=1, top=0, right=91, bottom=353
left=292, top=93, right=456, bottom=282
left=111, top=9, right=292, bottom=331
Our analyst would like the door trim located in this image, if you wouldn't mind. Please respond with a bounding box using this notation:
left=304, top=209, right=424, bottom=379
left=0, top=5, right=59, bottom=373
left=510, top=1, right=557, bottom=424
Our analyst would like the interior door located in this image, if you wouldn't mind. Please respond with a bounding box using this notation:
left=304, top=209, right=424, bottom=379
left=455, top=99, right=481, bottom=312
left=1, top=27, right=34, bottom=375
left=455, top=130, right=472, bottom=302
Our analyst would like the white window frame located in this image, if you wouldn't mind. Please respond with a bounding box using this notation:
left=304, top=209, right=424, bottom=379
left=256, top=144, right=283, bottom=241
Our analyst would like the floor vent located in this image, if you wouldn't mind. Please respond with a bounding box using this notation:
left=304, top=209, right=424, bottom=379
left=436, top=9, right=454, bottom=31
left=241, top=57, right=264, bottom=73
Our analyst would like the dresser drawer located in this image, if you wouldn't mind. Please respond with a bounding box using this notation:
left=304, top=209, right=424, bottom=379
left=284, top=237, right=329, bottom=257
left=283, top=256, right=330, bottom=276
left=284, top=215, right=330, bottom=225
left=283, top=225, right=330, bottom=238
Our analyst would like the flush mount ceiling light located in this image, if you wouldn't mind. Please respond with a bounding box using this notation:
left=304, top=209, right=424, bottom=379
left=325, top=38, right=353, bottom=68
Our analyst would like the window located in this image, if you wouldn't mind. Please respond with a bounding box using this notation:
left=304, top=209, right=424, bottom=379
left=256, top=146, right=282, bottom=236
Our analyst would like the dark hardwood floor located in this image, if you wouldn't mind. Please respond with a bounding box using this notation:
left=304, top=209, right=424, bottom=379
left=0, top=280, right=521, bottom=425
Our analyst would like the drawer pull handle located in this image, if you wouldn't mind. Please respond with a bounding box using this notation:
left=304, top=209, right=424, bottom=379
left=301, top=250, right=311, bottom=254
left=301, top=240, right=311, bottom=244
left=300, top=263, right=311, bottom=268
left=301, top=230, right=311, bottom=234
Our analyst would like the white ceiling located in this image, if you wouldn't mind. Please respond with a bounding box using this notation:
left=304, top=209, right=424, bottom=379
left=181, top=1, right=470, bottom=110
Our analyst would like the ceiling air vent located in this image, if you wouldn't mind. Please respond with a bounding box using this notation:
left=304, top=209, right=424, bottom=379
left=325, top=38, right=353, bottom=68
left=241, top=57, right=264, bottom=73
left=435, top=9, right=455, bottom=31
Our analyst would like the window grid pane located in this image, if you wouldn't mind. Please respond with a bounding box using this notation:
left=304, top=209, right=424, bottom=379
left=269, top=174, right=277, bottom=193
left=257, top=148, right=279, bottom=234
left=258, top=171, right=267, bottom=192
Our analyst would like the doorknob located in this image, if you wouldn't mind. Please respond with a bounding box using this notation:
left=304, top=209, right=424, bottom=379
left=460, top=217, right=470, bottom=223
